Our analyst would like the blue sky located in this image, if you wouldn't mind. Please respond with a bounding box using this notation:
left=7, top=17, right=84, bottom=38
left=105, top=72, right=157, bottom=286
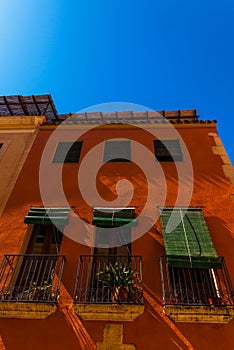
left=0, top=0, right=234, bottom=164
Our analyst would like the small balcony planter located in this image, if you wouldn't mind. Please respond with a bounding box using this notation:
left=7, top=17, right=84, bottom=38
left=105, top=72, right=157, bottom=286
left=73, top=255, right=144, bottom=321
left=0, top=254, right=66, bottom=319
left=17, top=281, right=55, bottom=302
left=97, top=261, right=142, bottom=303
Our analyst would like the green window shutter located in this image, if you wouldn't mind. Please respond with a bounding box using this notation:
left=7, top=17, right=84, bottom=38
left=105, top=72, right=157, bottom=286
left=93, top=207, right=137, bottom=227
left=24, top=207, right=70, bottom=225
left=160, top=208, right=222, bottom=269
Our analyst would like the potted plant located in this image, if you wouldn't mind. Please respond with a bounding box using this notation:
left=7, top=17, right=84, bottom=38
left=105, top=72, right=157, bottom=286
left=97, top=261, right=142, bottom=303
left=22, top=281, right=55, bottom=301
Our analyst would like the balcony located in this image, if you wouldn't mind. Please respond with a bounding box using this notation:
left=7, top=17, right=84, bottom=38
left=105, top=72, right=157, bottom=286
left=0, top=254, right=65, bottom=319
left=73, top=255, right=144, bottom=321
left=159, top=256, right=234, bottom=323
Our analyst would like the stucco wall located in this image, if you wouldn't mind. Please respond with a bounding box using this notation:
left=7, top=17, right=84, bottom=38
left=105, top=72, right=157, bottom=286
left=0, top=123, right=234, bottom=350
left=0, top=116, right=44, bottom=217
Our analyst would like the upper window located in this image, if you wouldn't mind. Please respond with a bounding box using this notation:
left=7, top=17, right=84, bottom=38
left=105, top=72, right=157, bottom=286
left=53, top=141, right=82, bottom=163
left=93, top=207, right=136, bottom=252
left=24, top=206, right=70, bottom=254
left=153, top=139, right=183, bottom=162
left=103, top=140, right=131, bottom=162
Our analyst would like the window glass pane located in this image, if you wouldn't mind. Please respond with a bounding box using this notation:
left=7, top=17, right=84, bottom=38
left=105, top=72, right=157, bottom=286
left=154, top=139, right=183, bottom=161
left=53, top=141, right=82, bottom=163
left=103, top=140, right=131, bottom=162
left=95, top=226, right=131, bottom=248
left=27, top=225, right=64, bottom=254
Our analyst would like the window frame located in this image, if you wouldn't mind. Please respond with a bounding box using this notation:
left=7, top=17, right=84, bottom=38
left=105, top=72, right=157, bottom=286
left=103, top=140, right=131, bottom=162
left=92, top=207, right=134, bottom=276
left=153, top=139, right=183, bottom=162
left=9, top=208, right=68, bottom=297
left=52, top=141, right=83, bottom=164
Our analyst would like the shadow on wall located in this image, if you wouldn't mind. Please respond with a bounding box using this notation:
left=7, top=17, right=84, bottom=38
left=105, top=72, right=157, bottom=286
left=141, top=284, right=196, bottom=350
left=205, top=216, right=234, bottom=276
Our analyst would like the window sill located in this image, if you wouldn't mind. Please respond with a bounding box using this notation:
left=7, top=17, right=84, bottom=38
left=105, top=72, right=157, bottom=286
left=164, top=305, right=234, bottom=323
left=0, top=302, right=57, bottom=319
left=73, top=303, right=144, bottom=321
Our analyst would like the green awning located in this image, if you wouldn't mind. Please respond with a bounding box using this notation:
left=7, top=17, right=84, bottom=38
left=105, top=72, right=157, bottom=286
left=93, top=207, right=137, bottom=227
left=160, top=208, right=222, bottom=269
left=24, top=207, right=70, bottom=225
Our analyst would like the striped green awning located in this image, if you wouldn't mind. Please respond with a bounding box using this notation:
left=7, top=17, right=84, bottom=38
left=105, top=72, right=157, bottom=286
left=160, top=208, right=222, bottom=269
left=24, top=207, right=70, bottom=225
left=93, top=207, right=137, bottom=227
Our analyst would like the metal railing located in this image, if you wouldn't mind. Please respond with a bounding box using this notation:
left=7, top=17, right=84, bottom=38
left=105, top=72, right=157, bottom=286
left=0, top=254, right=65, bottom=303
left=59, top=110, right=199, bottom=125
left=74, top=255, right=143, bottom=304
left=159, top=256, right=234, bottom=307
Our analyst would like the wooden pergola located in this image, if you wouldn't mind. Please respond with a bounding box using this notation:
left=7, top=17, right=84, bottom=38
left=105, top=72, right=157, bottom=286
left=60, top=109, right=200, bottom=124
left=0, top=94, right=58, bottom=120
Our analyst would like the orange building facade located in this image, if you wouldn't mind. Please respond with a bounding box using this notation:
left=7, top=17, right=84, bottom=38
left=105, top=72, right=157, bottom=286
left=0, top=95, right=234, bottom=349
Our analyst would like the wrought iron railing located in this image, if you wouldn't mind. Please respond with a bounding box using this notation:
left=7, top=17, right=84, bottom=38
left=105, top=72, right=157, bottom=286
left=0, top=254, right=65, bottom=303
left=74, top=255, right=143, bottom=304
left=159, top=256, right=234, bottom=307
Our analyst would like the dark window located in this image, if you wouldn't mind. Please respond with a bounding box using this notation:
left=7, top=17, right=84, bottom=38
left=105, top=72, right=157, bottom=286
left=103, top=140, right=131, bottom=162
left=154, top=139, right=183, bottom=161
left=92, top=226, right=132, bottom=298
left=1, top=209, right=67, bottom=303
left=92, top=208, right=133, bottom=290
left=168, top=266, right=218, bottom=306
left=93, top=207, right=134, bottom=255
left=13, top=224, right=64, bottom=296
left=19, top=207, right=67, bottom=288
left=0, top=143, right=3, bottom=149
left=73, top=206, right=143, bottom=304
left=95, top=226, right=131, bottom=255
left=24, top=206, right=69, bottom=254
left=53, top=141, right=82, bottom=163
left=26, top=224, right=64, bottom=255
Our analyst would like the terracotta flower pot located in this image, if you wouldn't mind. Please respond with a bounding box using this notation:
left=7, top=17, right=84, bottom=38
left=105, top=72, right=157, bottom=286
left=111, top=286, right=129, bottom=303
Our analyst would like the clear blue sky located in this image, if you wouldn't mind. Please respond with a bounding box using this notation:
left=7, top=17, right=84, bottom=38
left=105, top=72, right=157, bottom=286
left=0, top=0, right=233, bottom=164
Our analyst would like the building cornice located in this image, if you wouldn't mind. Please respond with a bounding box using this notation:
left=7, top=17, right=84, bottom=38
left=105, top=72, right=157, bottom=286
left=39, top=121, right=217, bottom=131
left=0, top=116, right=45, bottom=131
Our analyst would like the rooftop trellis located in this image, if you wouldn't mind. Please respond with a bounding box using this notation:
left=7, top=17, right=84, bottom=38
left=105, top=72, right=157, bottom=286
left=0, top=94, right=58, bottom=120
left=59, top=109, right=199, bottom=125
